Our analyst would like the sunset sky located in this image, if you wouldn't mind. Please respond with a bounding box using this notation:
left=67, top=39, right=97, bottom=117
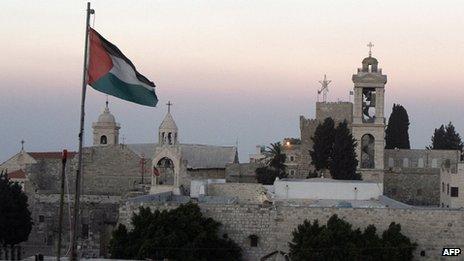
left=1, top=0, right=463, bottom=162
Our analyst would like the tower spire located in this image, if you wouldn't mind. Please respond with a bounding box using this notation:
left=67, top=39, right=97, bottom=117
left=105, top=95, right=109, bottom=109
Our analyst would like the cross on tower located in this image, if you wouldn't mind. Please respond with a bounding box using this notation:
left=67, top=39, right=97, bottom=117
left=367, top=42, right=374, bottom=57
left=166, top=101, right=173, bottom=113
left=20, top=140, right=25, bottom=151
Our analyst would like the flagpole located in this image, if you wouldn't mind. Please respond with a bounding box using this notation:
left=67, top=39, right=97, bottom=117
left=70, top=2, right=93, bottom=260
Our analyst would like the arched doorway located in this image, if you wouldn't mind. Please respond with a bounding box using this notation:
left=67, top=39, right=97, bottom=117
left=361, top=134, right=375, bottom=168
left=155, top=157, right=175, bottom=185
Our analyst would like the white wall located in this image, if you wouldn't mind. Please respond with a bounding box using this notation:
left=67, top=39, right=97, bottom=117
left=274, top=178, right=383, bottom=200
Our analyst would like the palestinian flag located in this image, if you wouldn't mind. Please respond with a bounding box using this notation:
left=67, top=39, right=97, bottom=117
left=87, top=28, right=158, bottom=107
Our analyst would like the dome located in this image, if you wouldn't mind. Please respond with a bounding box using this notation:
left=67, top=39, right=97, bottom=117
left=362, top=56, right=378, bottom=65
left=159, top=112, right=178, bottom=130
left=97, top=106, right=116, bottom=123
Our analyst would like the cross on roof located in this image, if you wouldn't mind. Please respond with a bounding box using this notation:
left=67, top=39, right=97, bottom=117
left=21, top=140, right=25, bottom=151
left=367, top=42, right=374, bottom=57
left=166, top=101, right=173, bottom=113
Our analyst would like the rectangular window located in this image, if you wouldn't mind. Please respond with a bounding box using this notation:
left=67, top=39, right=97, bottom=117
left=82, top=224, right=89, bottom=239
left=39, top=215, right=45, bottom=222
left=451, top=187, right=459, bottom=197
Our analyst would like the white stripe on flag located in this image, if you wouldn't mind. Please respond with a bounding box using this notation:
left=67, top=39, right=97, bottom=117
left=108, top=55, right=154, bottom=91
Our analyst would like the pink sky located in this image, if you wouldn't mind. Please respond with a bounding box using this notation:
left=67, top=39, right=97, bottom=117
left=1, top=0, right=464, bottom=162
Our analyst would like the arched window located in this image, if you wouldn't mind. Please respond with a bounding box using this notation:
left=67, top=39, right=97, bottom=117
left=418, top=158, right=424, bottom=168
left=161, top=132, right=165, bottom=143
left=361, top=134, right=375, bottom=169
left=432, top=158, right=438, bottom=168
left=403, top=158, right=409, bottom=168
left=168, top=132, right=172, bottom=145
left=100, top=135, right=107, bottom=144
left=442, top=182, right=445, bottom=192
left=388, top=157, right=394, bottom=168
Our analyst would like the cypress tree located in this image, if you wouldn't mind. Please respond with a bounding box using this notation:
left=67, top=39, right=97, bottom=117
left=330, top=121, right=360, bottom=180
left=310, top=118, right=335, bottom=171
left=429, top=122, right=463, bottom=152
left=385, top=104, right=411, bottom=149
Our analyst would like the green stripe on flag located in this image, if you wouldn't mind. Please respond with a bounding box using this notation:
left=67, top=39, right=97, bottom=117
left=91, top=73, right=158, bottom=107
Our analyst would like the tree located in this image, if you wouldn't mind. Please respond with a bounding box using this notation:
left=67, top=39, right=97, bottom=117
left=429, top=122, right=463, bottom=159
left=256, top=142, right=287, bottom=185
left=0, top=170, right=32, bottom=260
left=266, top=142, right=286, bottom=172
left=289, top=214, right=416, bottom=261
left=381, top=223, right=417, bottom=260
left=310, top=118, right=336, bottom=171
left=330, top=121, right=360, bottom=180
left=109, top=202, right=242, bottom=260
left=385, top=104, right=410, bottom=149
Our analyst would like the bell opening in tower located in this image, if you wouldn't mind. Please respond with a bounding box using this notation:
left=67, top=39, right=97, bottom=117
left=362, top=88, right=376, bottom=123
left=156, top=157, right=175, bottom=185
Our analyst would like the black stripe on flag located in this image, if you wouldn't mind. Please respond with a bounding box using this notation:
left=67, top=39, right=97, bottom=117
left=91, top=28, right=156, bottom=88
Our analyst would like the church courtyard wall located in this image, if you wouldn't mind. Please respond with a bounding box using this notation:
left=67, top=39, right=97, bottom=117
left=119, top=200, right=464, bottom=260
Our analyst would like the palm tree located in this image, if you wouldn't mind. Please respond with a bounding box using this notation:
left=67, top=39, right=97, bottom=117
left=265, top=142, right=286, bottom=175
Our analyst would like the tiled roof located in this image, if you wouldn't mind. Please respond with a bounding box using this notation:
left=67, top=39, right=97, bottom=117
left=127, top=143, right=238, bottom=169
left=8, top=169, right=27, bottom=179
left=29, top=151, right=77, bottom=159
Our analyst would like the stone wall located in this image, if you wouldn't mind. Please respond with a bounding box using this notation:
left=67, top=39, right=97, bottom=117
left=23, top=194, right=120, bottom=259
left=385, top=149, right=460, bottom=171
left=298, top=116, right=318, bottom=178
left=384, top=168, right=440, bottom=206
left=119, top=201, right=464, bottom=260
left=207, top=183, right=266, bottom=203
left=315, top=102, right=353, bottom=124
left=82, top=145, right=149, bottom=195
left=225, top=163, right=263, bottom=183
left=26, top=145, right=149, bottom=196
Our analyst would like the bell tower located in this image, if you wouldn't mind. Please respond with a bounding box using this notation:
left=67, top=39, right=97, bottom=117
left=158, top=101, right=179, bottom=146
left=351, top=43, right=387, bottom=181
left=92, top=101, right=120, bottom=146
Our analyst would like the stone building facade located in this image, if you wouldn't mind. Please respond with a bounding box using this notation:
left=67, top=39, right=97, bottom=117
left=441, top=162, right=464, bottom=208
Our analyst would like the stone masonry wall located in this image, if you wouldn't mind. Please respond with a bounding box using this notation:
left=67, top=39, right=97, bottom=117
left=225, top=163, right=263, bottom=183
left=315, top=102, right=353, bottom=124
left=23, top=194, right=120, bottom=259
left=82, top=145, right=148, bottom=195
left=207, top=183, right=266, bottom=203
left=119, top=201, right=464, bottom=261
left=385, top=149, right=460, bottom=171
left=384, top=168, right=440, bottom=206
